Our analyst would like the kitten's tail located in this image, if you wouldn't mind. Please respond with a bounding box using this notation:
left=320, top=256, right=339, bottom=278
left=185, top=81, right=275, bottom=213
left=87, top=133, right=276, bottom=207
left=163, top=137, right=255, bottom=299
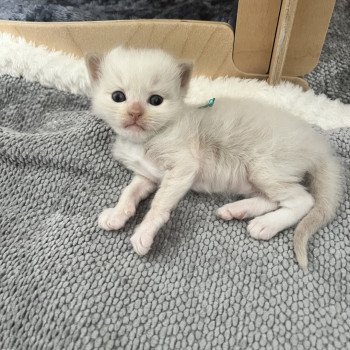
left=293, top=156, right=342, bottom=269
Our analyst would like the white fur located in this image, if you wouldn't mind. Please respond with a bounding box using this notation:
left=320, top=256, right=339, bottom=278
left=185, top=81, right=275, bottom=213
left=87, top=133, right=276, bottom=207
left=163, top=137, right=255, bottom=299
left=0, top=33, right=89, bottom=94
left=98, top=175, right=156, bottom=231
left=90, top=47, right=188, bottom=143
left=217, top=197, right=278, bottom=220
left=0, top=33, right=349, bottom=130
left=89, top=47, right=342, bottom=267
left=113, top=138, right=163, bottom=182
left=248, top=188, right=315, bottom=240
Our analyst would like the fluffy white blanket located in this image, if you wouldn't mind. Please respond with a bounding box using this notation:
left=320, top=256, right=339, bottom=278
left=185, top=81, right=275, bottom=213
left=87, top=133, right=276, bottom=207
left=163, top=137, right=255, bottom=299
left=0, top=33, right=349, bottom=130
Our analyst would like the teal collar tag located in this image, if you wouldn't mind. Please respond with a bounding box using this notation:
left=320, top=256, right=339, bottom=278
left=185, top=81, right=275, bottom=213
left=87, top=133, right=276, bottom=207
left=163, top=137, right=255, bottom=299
left=199, top=97, right=215, bottom=109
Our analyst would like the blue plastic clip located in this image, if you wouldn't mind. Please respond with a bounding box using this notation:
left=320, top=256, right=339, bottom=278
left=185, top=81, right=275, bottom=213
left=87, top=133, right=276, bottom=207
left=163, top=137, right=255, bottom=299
left=199, top=98, right=215, bottom=109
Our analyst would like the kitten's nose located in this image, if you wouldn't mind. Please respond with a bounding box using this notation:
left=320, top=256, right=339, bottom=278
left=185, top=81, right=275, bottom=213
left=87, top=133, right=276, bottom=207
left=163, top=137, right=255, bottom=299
left=127, top=103, right=144, bottom=120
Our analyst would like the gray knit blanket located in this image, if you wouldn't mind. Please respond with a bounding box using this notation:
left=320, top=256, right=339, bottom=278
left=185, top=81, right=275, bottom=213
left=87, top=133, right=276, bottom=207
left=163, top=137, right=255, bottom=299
left=1, top=75, right=349, bottom=349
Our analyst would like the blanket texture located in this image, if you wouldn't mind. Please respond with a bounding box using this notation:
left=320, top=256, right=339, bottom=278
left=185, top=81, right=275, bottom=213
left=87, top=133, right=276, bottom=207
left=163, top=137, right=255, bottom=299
left=0, top=75, right=350, bottom=349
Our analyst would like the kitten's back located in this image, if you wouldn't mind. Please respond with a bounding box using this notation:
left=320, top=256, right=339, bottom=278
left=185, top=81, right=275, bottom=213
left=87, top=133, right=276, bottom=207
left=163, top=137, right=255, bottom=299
left=197, top=97, right=331, bottom=166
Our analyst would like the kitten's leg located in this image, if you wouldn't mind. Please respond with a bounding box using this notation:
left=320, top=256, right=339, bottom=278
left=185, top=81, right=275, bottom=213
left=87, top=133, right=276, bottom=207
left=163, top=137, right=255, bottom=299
left=98, top=175, right=156, bottom=231
left=248, top=185, right=314, bottom=240
left=217, top=197, right=278, bottom=220
left=130, top=170, right=195, bottom=255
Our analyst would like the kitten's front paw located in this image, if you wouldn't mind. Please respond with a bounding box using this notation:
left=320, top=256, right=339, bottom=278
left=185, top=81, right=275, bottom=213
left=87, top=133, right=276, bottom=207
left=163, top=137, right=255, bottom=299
left=130, top=226, right=154, bottom=256
left=98, top=207, right=132, bottom=231
left=247, top=216, right=279, bottom=240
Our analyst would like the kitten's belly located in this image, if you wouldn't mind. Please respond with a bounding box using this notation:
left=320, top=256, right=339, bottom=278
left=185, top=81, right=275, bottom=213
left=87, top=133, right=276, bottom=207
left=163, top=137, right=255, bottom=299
left=192, top=178, right=253, bottom=195
left=192, top=164, right=253, bottom=195
left=113, top=139, right=253, bottom=195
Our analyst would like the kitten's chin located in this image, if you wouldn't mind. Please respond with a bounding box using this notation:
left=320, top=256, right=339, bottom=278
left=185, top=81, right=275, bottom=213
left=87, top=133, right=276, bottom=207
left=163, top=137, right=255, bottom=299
left=117, top=126, right=151, bottom=143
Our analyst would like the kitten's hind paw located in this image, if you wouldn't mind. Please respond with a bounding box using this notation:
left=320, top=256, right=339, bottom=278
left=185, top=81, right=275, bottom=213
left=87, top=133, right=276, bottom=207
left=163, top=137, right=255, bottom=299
left=247, top=216, right=279, bottom=240
left=98, top=207, right=131, bottom=231
left=217, top=204, right=247, bottom=221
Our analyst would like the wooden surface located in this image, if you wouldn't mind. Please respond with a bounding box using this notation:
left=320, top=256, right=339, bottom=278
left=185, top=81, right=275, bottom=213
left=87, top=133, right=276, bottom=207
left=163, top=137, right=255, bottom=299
left=234, top=0, right=282, bottom=74
left=0, top=19, right=308, bottom=89
left=268, top=0, right=299, bottom=85
left=0, top=19, right=238, bottom=79
left=234, top=0, right=335, bottom=77
left=283, top=0, right=336, bottom=76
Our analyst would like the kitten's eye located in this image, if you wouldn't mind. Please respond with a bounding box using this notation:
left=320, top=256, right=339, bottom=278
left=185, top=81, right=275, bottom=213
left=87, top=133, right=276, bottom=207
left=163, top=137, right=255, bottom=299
left=111, top=91, right=126, bottom=103
left=148, top=95, right=163, bottom=106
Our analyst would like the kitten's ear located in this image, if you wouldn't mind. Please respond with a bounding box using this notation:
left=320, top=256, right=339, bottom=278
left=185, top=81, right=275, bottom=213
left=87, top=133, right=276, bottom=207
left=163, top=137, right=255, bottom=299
left=85, top=53, right=103, bottom=83
left=178, top=61, right=193, bottom=90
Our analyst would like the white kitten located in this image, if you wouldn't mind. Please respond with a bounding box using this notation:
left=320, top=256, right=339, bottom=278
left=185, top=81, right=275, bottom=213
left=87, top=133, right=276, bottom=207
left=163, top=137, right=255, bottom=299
left=87, top=46, right=341, bottom=268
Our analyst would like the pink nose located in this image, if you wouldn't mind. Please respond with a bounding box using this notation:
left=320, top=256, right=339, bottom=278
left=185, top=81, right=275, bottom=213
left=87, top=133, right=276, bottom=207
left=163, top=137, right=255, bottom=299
left=127, top=103, right=144, bottom=120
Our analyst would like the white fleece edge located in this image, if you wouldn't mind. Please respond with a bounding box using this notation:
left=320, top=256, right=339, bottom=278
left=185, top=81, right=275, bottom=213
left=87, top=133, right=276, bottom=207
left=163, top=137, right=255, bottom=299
left=0, top=33, right=349, bottom=130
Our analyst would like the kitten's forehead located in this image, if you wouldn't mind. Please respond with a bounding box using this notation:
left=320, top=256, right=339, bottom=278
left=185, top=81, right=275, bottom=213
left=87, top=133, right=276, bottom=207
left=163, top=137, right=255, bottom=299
left=102, top=47, right=180, bottom=89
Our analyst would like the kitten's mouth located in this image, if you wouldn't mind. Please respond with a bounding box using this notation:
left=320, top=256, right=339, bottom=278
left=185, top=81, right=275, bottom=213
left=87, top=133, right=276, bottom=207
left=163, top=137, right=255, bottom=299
left=123, top=121, right=146, bottom=132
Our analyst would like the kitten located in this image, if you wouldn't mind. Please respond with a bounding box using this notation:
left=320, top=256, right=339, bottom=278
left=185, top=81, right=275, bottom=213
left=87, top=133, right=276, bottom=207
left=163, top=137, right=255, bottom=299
left=86, top=46, right=341, bottom=268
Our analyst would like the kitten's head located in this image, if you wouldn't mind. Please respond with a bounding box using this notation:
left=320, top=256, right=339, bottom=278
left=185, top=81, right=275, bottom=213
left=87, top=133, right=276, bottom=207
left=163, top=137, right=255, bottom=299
left=86, top=46, right=193, bottom=142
